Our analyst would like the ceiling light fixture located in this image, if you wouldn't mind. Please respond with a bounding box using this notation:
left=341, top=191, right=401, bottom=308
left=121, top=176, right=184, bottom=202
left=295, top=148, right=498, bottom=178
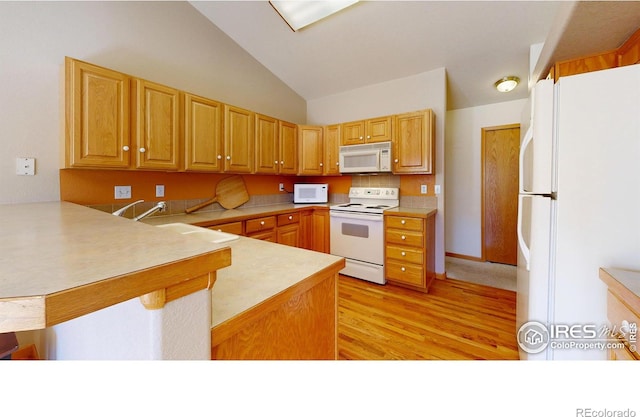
left=270, top=1, right=359, bottom=32
left=494, top=76, right=520, bottom=93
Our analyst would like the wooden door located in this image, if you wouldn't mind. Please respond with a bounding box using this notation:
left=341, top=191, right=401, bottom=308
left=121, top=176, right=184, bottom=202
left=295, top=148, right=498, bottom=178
left=184, top=94, right=223, bottom=172
left=66, top=58, right=131, bottom=169
left=482, top=124, right=520, bottom=265
left=279, top=121, right=298, bottom=175
left=224, top=105, right=254, bottom=173
left=323, top=124, right=341, bottom=175
left=134, top=79, right=181, bottom=170
left=298, top=125, right=324, bottom=175
left=393, top=110, right=434, bottom=174
left=255, top=113, right=279, bottom=174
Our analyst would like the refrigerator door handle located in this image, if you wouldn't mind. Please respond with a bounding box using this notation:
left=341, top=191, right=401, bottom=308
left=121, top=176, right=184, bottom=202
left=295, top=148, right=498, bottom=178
left=517, top=194, right=531, bottom=271
left=519, top=126, right=533, bottom=194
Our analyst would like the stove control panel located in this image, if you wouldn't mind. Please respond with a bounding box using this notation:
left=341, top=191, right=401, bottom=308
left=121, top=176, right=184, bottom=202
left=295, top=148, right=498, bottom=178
left=348, top=187, right=398, bottom=199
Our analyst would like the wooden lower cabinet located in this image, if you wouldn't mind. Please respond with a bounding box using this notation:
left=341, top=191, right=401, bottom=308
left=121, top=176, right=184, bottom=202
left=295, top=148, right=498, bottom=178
left=211, top=270, right=338, bottom=359
left=384, top=211, right=436, bottom=293
left=600, top=268, right=640, bottom=360
left=208, top=221, right=243, bottom=235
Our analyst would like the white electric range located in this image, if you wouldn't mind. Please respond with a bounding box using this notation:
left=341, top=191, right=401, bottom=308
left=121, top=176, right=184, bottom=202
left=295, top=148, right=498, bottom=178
left=329, top=187, right=399, bottom=284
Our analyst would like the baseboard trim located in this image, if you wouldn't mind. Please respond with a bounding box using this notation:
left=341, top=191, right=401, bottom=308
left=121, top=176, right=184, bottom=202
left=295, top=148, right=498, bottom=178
left=436, top=272, right=446, bottom=280
left=445, top=252, right=483, bottom=262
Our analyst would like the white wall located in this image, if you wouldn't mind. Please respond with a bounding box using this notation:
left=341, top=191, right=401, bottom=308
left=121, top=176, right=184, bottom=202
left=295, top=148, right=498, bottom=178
left=308, top=69, right=447, bottom=274
left=445, top=99, right=527, bottom=258
left=0, top=1, right=306, bottom=204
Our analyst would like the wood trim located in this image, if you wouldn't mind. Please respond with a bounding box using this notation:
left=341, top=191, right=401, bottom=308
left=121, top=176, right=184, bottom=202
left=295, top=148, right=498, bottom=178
left=45, top=249, right=230, bottom=327
left=211, top=261, right=344, bottom=346
left=139, top=273, right=216, bottom=309
left=618, top=27, right=640, bottom=66
left=445, top=252, right=484, bottom=262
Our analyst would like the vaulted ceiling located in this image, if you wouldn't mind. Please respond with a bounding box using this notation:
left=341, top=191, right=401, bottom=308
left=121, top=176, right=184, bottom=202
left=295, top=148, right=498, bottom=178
left=190, top=1, right=640, bottom=111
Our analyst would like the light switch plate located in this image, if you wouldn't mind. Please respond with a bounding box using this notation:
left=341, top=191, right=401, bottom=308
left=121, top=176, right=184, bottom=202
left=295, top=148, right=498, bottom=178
left=16, top=157, right=35, bottom=176
left=420, top=184, right=427, bottom=194
left=114, top=185, right=132, bottom=199
left=156, top=185, right=165, bottom=198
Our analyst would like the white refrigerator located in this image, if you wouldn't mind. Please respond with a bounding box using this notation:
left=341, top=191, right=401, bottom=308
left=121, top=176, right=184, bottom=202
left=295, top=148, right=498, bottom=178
left=517, top=65, right=640, bottom=360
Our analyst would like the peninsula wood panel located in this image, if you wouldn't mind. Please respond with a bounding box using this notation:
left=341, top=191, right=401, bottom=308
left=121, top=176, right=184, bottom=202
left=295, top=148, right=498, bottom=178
left=211, top=271, right=338, bottom=359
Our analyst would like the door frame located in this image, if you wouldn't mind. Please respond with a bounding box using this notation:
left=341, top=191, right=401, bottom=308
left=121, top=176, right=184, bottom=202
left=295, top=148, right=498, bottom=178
left=480, top=123, right=520, bottom=262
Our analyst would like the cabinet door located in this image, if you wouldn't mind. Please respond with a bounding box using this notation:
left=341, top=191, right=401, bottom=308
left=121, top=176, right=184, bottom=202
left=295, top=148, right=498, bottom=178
left=298, top=125, right=324, bottom=175
left=277, top=223, right=300, bottom=247
left=341, top=120, right=365, bottom=145
left=184, top=94, right=223, bottom=172
left=134, top=79, right=181, bottom=170
left=65, top=57, right=131, bottom=168
left=366, top=116, right=393, bottom=143
left=393, top=110, right=434, bottom=174
left=312, top=209, right=330, bottom=253
left=255, top=113, right=279, bottom=174
left=224, top=105, right=255, bottom=173
left=279, top=121, right=298, bottom=175
left=323, top=124, right=341, bottom=175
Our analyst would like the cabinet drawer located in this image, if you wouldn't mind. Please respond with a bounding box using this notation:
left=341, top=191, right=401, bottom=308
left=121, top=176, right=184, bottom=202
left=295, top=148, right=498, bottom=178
left=386, top=261, right=424, bottom=286
left=386, top=229, right=423, bottom=248
left=277, top=212, right=299, bottom=227
left=246, top=216, right=276, bottom=233
left=247, top=230, right=276, bottom=242
left=386, top=216, right=423, bottom=232
left=386, top=245, right=424, bottom=265
left=607, top=290, right=640, bottom=346
left=209, top=221, right=243, bottom=235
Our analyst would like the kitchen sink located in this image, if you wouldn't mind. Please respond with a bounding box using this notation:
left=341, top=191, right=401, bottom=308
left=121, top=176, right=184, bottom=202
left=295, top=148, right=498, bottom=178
left=156, top=222, right=239, bottom=243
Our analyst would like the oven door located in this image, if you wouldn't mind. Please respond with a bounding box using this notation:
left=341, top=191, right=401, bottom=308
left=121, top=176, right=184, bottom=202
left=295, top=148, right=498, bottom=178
left=329, top=210, right=384, bottom=265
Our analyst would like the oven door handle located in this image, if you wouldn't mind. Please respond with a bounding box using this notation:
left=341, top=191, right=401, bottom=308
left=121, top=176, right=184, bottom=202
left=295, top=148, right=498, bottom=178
left=329, top=211, right=384, bottom=222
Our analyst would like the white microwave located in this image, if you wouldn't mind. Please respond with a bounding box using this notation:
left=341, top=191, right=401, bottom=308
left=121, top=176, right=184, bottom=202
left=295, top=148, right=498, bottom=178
left=293, top=183, right=328, bottom=204
left=339, top=141, right=392, bottom=173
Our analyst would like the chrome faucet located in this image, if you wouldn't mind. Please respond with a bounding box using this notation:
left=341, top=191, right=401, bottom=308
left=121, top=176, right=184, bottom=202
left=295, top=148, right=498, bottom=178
left=112, top=200, right=144, bottom=217
left=133, top=201, right=167, bottom=221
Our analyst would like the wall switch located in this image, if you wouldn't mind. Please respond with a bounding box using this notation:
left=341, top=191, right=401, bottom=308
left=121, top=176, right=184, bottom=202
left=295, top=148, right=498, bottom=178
left=279, top=183, right=284, bottom=192
left=155, top=184, right=165, bottom=198
left=420, top=184, right=427, bottom=194
left=434, top=185, right=441, bottom=195
left=114, top=185, right=132, bottom=200
left=16, top=157, right=35, bottom=176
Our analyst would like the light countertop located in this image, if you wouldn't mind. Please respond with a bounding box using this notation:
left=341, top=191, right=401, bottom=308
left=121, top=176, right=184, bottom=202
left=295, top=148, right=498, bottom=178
left=0, top=201, right=231, bottom=332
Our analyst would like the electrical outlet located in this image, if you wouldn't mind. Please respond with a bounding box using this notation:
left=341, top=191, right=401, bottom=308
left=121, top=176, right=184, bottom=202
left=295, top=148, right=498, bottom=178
left=434, top=185, right=441, bottom=195
left=420, top=184, right=427, bottom=194
left=156, top=184, right=165, bottom=198
left=114, top=185, right=132, bottom=200
left=279, top=183, right=284, bottom=192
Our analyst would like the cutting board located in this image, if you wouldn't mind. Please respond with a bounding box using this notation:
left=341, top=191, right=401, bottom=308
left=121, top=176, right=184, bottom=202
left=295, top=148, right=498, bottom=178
left=185, top=176, right=249, bottom=213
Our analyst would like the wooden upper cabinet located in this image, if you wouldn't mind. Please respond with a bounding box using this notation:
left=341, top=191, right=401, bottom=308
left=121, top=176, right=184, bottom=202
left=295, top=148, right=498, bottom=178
left=323, top=124, right=341, bottom=175
left=341, top=120, right=366, bottom=145
left=133, top=79, right=182, bottom=170
left=224, top=105, right=255, bottom=173
left=298, top=125, right=324, bottom=175
left=393, top=109, right=435, bottom=174
left=279, top=121, right=298, bottom=175
left=184, top=94, right=223, bottom=172
left=341, top=116, right=392, bottom=146
left=65, top=57, right=131, bottom=169
left=255, top=113, right=279, bottom=174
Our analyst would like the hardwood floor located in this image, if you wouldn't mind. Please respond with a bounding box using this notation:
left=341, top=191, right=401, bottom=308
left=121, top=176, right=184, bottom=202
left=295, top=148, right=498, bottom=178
left=337, top=275, right=520, bottom=360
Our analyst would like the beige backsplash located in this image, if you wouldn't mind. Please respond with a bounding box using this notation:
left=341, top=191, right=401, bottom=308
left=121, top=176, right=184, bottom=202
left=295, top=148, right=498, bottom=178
left=351, top=174, right=437, bottom=209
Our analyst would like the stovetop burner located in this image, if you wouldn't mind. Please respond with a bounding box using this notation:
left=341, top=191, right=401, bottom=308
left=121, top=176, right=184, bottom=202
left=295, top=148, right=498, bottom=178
left=330, top=187, right=399, bottom=214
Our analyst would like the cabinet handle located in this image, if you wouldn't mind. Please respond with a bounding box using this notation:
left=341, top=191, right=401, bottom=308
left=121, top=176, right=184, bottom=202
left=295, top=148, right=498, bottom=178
left=401, top=235, right=406, bottom=240
left=288, top=215, right=293, bottom=220
left=401, top=251, right=406, bottom=256
left=122, top=146, right=130, bottom=151
left=359, top=136, right=363, bottom=140
left=139, top=147, right=146, bottom=153
left=319, top=163, right=323, bottom=167
left=394, top=158, right=399, bottom=163
left=226, top=156, right=231, bottom=160
left=217, top=155, right=222, bottom=160
left=281, top=161, right=284, bottom=165
left=275, top=161, right=279, bottom=165
left=367, top=135, right=371, bottom=139
left=401, top=220, right=406, bottom=225
left=260, top=221, right=265, bottom=226
left=336, top=162, right=339, bottom=166
left=401, top=267, right=406, bottom=272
